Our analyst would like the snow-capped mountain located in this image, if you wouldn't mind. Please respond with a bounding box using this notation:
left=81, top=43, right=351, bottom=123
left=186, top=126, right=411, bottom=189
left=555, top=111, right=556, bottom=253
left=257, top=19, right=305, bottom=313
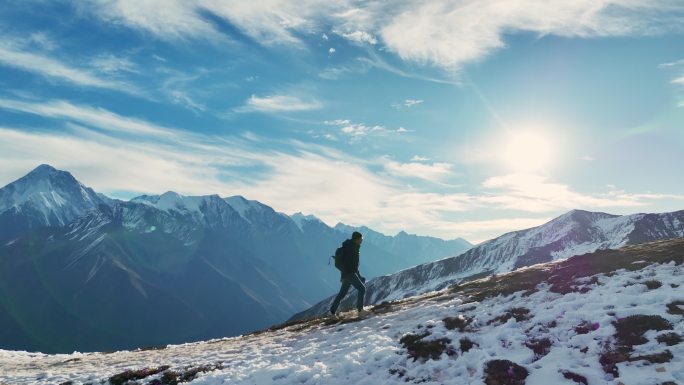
left=0, top=165, right=471, bottom=354
left=293, top=209, right=684, bottom=320
left=3, top=238, right=682, bottom=385
left=0, top=164, right=111, bottom=242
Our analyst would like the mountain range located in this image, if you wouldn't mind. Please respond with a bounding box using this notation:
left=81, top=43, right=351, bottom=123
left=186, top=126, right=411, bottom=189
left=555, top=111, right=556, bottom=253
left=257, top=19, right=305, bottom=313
left=0, top=165, right=471, bottom=353
left=292, top=207, right=684, bottom=320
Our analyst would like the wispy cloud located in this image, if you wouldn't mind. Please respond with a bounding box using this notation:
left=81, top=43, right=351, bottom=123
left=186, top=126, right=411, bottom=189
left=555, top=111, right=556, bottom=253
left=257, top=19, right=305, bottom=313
left=325, top=119, right=408, bottom=141
left=0, top=98, right=176, bottom=138
left=383, top=158, right=453, bottom=182
left=379, top=0, right=684, bottom=69
left=81, top=1, right=684, bottom=70
left=0, top=39, right=140, bottom=95
left=237, top=94, right=323, bottom=113
left=335, top=30, right=377, bottom=45
left=392, top=99, right=424, bottom=109
left=170, top=91, right=207, bottom=113
left=89, top=53, right=139, bottom=74
left=318, top=57, right=374, bottom=80
left=480, top=173, right=684, bottom=213
left=90, top=0, right=225, bottom=42
left=435, top=217, right=553, bottom=244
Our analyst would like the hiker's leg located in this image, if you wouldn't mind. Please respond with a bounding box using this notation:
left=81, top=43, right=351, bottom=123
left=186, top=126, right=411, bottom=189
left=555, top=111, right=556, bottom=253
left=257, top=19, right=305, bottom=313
left=330, top=279, right=351, bottom=313
left=349, top=273, right=366, bottom=311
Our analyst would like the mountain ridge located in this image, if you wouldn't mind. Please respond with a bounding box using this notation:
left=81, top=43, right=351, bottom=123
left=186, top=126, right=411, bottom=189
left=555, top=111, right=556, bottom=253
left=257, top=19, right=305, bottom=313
left=0, top=165, right=472, bottom=353
left=292, top=207, right=684, bottom=320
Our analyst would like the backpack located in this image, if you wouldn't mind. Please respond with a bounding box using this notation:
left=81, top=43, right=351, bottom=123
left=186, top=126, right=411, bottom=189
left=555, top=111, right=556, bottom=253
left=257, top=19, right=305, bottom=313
left=331, top=246, right=345, bottom=271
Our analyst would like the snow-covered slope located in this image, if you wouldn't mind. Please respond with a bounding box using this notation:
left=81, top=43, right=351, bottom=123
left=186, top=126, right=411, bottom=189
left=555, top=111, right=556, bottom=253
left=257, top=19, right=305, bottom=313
left=0, top=164, right=111, bottom=241
left=294, top=209, right=684, bottom=320
left=2, top=238, right=682, bottom=385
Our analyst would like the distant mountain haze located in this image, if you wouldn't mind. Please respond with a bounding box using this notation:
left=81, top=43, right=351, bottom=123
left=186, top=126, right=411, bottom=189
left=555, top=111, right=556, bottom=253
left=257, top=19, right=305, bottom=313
left=0, top=165, right=471, bottom=353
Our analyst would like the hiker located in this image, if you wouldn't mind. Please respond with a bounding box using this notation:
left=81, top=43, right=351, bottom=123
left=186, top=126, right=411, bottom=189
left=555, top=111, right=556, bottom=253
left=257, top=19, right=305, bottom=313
left=330, top=231, right=368, bottom=317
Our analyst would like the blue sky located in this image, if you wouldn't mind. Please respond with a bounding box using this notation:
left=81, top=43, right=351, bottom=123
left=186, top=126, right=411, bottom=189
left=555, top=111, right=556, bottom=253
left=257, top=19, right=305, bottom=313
left=1, top=1, right=683, bottom=243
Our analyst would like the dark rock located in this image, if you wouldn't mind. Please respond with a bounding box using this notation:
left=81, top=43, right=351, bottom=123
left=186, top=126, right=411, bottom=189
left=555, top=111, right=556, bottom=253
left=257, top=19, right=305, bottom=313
left=574, top=321, right=599, bottom=335
left=629, top=350, right=673, bottom=364
left=643, top=280, right=662, bottom=290
left=667, top=301, right=684, bottom=316
left=525, top=338, right=552, bottom=360
left=443, top=315, right=473, bottom=332
left=483, top=359, right=528, bottom=385
left=460, top=338, right=477, bottom=353
left=109, top=366, right=170, bottom=385
left=561, top=370, right=588, bottom=385
left=613, top=315, right=672, bottom=346
left=657, top=332, right=682, bottom=346
left=400, top=332, right=454, bottom=361
left=488, top=308, right=531, bottom=325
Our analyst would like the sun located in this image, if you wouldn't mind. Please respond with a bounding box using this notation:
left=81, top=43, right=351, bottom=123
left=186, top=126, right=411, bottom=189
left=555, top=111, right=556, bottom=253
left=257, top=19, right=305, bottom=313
left=500, top=131, right=553, bottom=172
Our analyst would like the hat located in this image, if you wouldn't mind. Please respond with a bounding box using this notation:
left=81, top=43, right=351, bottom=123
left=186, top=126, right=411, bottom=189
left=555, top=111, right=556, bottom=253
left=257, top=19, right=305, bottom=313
left=352, top=231, right=363, bottom=240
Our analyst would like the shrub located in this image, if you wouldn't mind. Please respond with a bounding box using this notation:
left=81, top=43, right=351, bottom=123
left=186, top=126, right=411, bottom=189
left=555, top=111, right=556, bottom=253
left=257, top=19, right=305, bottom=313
left=400, top=332, right=455, bottom=361
left=483, top=359, right=528, bottom=385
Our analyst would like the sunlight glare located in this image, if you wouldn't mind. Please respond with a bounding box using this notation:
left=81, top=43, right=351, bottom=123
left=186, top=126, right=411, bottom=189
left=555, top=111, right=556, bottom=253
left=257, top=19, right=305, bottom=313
left=500, top=131, right=553, bottom=172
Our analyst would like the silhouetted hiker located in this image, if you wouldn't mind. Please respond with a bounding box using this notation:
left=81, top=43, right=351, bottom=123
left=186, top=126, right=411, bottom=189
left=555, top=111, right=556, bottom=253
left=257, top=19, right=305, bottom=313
left=330, top=231, right=368, bottom=318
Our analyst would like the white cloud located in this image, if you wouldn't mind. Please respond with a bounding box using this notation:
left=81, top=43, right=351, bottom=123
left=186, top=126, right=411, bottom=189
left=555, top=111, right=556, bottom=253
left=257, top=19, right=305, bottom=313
left=479, top=173, right=673, bottom=212
left=393, top=99, right=424, bottom=108
left=82, top=1, right=684, bottom=70
left=318, top=57, right=374, bottom=80
left=328, top=47, right=336, bottom=54
left=326, top=119, right=407, bottom=141
left=237, top=94, right=323, bottom=113
left=380, top=0, right=684, bottom=69
left=384, top=159, right=453, bottom=182
left=674, top=76, right=684, bottom=85
left=411, top=155, right=430, bottom=162
left=433, top=217, right=553, bottom=244
left=170, top=91, right=206, bottom=113
left=336, top=30, right=377, bottom=45
left=581, top=155, right=595, bottom=161
left=324, top=119, right=351, bottom=126
left=89, top=53, right=139, bottom=74
left=0, top=98, right=175, bottom=137
left=0, top=126, right=227, bottom=196
left=0, top=39, right=139, bottom=94
left=89, top=0, right=225, bottom=42
left=28, top=32, right=57, bottom=51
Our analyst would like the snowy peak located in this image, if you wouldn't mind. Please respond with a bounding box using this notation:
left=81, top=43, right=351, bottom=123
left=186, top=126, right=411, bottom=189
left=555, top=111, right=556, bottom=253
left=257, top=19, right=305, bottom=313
left=0, top=164, right=110, bottom=232
left=290, top=212, right=324, bottom=230
left=131, top=191, right=212, bottom=214
left=223, top=195, right=279, bottom=222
